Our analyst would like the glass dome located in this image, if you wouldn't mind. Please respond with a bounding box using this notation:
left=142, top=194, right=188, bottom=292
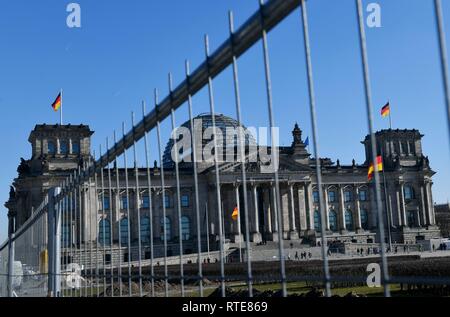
left=163, top=113, right=256, bottom=168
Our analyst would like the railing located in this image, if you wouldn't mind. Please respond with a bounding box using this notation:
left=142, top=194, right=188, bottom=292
left=1, top=0, right=449, bottom=297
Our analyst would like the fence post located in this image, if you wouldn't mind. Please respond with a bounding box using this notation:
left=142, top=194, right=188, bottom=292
left=7, top=233, right=15, bottom=297
left=47, top=187, right=62, bottom=297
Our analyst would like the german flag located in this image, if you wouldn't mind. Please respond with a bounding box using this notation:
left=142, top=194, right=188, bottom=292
left=381, top=102, right=390, bottom=117
left=52, top=93, right=62, bottom=112
left=368, top=156, right=383, bottom=181
left=232, top=207, right=239, bottom=221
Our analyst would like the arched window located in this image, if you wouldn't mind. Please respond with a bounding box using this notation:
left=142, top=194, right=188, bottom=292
left=328, top=191, right=336, bottom=203
left=359, top=189, right=368, bottom=201
left=140, top=217, right=150, bottom=243
left=313, top=190, right=319, bottom=203
left=360, top=209, right=369, bottom=230
left=120, top=218, right=129, bottom=246
left=181, top=194, right=190, bottom=207
left=344, top=190, right=352, bottom=202
left=404, top=185, right=415, bottom=200
left=164, top=194, right=172, bottom=208
left=314, top=210, right=321, bottom=231
left=60, top=140, right=68, bottom=155
left=329, top=210, right=338, bottom=232
left=345, top=209, right=354, bottom=230
left=160, top=217, right=171, bottom=241
left=98, top=219, right=111, bottom=246
left=72, top=141, right=80, bottom=154
left=181, top=216, right=190, bottom=240
left=48, top=140, right=56, bottom=155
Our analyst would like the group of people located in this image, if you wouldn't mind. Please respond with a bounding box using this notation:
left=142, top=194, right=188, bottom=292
left=289, top=251, right=312, bottom=261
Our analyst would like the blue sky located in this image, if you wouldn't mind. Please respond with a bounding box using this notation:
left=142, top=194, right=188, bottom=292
left=0, top=0, right=449, bottom=242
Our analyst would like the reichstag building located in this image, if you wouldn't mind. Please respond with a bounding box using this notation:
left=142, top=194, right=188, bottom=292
left=5, top=114, right=440, bottom=259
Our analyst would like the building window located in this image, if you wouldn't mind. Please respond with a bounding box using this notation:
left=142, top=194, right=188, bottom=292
left=181, top=194, right=190, bottom=208
left=102, top=196, right=110, bottom=211
left=98, top=219, right=111, bottom=246
left=344, top=190, right=352, bottom=202
left=409, top=141, right=416, bottom=155
left=141, top=195, right=150, bottom=209
left=313, top=190, right=319, bottom=203
left=164, top=194, right=171, bottom=208
left=329, top=210, right=338, bottom=232
left=140, top=216, right=151, bottom=243
left=120, top=218, right=129, bottom=246
left=48, top=141, right=56, bottom=155
left=401, top=141, right=408, bottom=155
left=360, top=209, right=369, bottom=230
left=60, top=140, right=69, bottom=155
left=359, top=190, right=368, bottom=201
left=72, top=141, right=80, bottom=154
left=314, top=210, right=321, bottom=231
left=328, top=191, right=336, bottom=203
left=181, top=216, right=190, bottom=240
left=160, top=217, right=171, bottom=241
left=345, top=210, right=354, bottom=230
left=121, top=196, right=128, bottom=210
left=404, top=185, right=415, bottom=200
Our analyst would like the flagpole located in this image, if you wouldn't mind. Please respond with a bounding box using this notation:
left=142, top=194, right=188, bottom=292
left=388, top=100, right=392, bottom=130
left=380, top=146, right=393, bottom=251
left=60, top=88, right=63, bottom=125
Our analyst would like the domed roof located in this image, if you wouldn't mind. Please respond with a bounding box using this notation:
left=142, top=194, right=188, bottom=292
left=163, top=113, right=256, bottom=167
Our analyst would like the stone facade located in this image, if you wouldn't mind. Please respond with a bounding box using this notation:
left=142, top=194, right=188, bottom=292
left=5, top=116, right=441, bottom=257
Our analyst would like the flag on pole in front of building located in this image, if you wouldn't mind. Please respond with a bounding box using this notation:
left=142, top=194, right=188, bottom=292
left=232, top=207, right=239, bottom=221
left=52, top=93, right=62, bottom=112
left=381, top=102, right=390, bottom=117
left=368, top=155, right=383, bottom=181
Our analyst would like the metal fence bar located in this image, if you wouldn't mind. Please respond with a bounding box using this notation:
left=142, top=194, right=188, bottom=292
left=93, top=153, right=100, bottom=296
left=185, top=60, right=204, bottom=297
left=434, top=0, right=450, bottom=151
left=155, top=88, right=170, bottom=297
left=131, top=112, right=144, bottom=297
left=122, top=123, right=133, bottom=297
left=169, top=72, right=185, bottom=297
left=229, top=10, right=254, bottom=297
left=114, top=131, right=123, bottom=297
left=96, top=0, right=301, bottom=173
left=204, top=34, right=226, bottom=297
left=99, top=144, right=107, bottom=296
left=77, top=166, right=83, bottom=297
left=355, top=0, right=390, bottom=297
left=106, top=138, right=115, bottom=296
left=298, top=0, right=331, bottom=297
left=259, top=0, right=287, bottom=297
left=142, top=102, right=156, bottom=297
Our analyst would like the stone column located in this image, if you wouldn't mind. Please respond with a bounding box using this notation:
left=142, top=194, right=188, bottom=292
left=271, top=184, right=279, bottom=241
left=251, top=184, right=262, bottom=243
left=425, top=181, right=435, bottom=225
left=288, top=183, right=299, bottom=239
left=323, top=186, right=330, bottom=230
left=305, top=183, right=314, bottom=231
left=399, top=182, right=407, bottom=227
left=420, top=184, right=429, bottom=226
left=263, top=186, right=272, bottom=236
left=396, top=188, right=402, bottom=227
left=297, top=185, right=307, bottom=233
left=339, top=185, right=346, bottom=231
left=354, top=186, right=362, bottom=230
